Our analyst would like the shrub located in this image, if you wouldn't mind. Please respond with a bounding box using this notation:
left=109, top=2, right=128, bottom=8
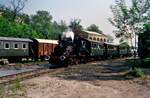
left=129, top=67, right=144, bottom=78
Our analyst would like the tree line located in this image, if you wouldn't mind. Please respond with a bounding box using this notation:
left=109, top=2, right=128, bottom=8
left=0, top=1, right=68, bottom=39
left=0, top=0, right=104, bottom=40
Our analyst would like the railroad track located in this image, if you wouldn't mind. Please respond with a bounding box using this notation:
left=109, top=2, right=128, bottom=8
left=0, top=68, right=59, bottom=85
left=0, top=57, right=130, bottom=85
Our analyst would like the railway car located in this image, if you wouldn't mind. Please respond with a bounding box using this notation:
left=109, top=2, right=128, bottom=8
left=0, top=37, right=33, bottom=62
left=0, top=37, right=58, bottom=62
left=104, top=42, right=119, bottom=58
left=31, top=39, right=58, bottom=60
left=119, top=45, right=131, bottom=57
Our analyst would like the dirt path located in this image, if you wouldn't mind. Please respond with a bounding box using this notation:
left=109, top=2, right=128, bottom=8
left=4, top=58, right=150, bottom=98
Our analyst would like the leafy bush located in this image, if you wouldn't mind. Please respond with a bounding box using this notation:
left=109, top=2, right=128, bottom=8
left=129, top=67, right=144, bottom=78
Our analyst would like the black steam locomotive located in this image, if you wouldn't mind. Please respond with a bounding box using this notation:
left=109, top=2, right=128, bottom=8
left=49, top=31, right=131, bottom=66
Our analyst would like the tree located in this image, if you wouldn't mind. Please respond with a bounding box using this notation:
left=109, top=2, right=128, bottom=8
left=30, top=10, right=53, bottom=39
left=69, top=19, right=83, bottom=32
left=0, top=16, right=39, bottom=38
left=59, top=20, right=68, bottom=32
left=87, top=24, right=102, bottom=33
left=10, top=0, right=28, bottom=22
left=109, top=0, right=150, bottom=56
left=10, top=23, right=40, bottom=38
left=0, top=4, right=13, bottom=21
left=138, top=24, right=150, bottom=59
left=107, top=35, right=114, bottom=43
left=0, top=17, right=11, bottom=37
left=18, top=13, right=30, bottom=24
left=51, top=20, right=68, bottom=39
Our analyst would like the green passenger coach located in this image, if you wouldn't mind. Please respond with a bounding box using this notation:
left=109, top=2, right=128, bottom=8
left=0, top=37, right=33, bottom=61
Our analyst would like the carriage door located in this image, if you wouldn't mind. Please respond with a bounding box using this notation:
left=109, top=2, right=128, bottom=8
left=43, top=43, right=48, bottom=56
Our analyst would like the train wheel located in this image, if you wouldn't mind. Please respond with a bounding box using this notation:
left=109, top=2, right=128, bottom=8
left=44, top=56, right=50, bottom=61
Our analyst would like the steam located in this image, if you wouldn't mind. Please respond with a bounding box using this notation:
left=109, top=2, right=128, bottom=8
left=62, top=31, right=74, bottom=41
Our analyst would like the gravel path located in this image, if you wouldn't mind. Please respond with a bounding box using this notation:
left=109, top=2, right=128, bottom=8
left=22, top=75, right=150, bottom=98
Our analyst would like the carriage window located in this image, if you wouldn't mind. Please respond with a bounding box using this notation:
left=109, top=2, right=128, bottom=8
left=89, top=37, right=92, bottom=40
left=93, top=37, right=96, bottom=40
left=0, top=41, right=3, bottom=46
left=104, top=39, right=106, bottom=42
left=22, top=43, right=27, bottom=49
left=14, top=43, right=19, bottom=49
left=99, top=45, right=102, bottom=48
left=4, top=43, right=10, bottom=49
left=97, top=38, right=99, bottom=41
left=92, top=43, right=97, bottom=48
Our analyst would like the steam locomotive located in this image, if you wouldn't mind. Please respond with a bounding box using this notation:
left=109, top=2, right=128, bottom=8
left=49, top=31, right=131, bottom=66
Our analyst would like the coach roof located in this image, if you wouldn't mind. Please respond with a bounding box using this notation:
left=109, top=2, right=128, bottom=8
left=82, top=30, right=107, bottom=37
left=35, top=39, right=58, bottom=44
left=0, top=37, right=33, bottom=42
left=104, top=42, right=119, bottom=46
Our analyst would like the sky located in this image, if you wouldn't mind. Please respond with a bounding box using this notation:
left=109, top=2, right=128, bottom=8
left=0, top=0, right=117, bottom=36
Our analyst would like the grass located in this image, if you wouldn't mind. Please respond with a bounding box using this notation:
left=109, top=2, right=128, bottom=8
left=0, top=79, right=26, bottom=98
left=21, top=60, right=48, bottom=64
left=14, top=61, right=48, bottom=66
left=0, top=85, right=4, bottom=98
left=0, top=65, right=3, bottom=67
left=125, top=58, right=145, bottom=78
left=128, top=68, right=145, bottom=78
left=10, top=79, right=23, bottom=94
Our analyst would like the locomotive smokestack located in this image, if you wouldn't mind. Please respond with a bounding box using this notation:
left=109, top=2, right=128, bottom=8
left=58, top=34, right=61, bottom=41
left=58, top=34, right=61, bottom=44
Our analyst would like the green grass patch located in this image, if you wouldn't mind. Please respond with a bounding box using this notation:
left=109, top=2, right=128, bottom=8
left=127, top=68, right=145, bottom=78
left=0, top=85, right=4, bottom=98
left=15, top=61, right=48, bottom=66
left=125, top=59, right=145, bottom=78
left=10, top=79, right=23, bottom=94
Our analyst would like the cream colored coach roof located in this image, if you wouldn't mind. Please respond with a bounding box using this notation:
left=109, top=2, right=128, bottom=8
left=83, top=30, right=107, bottom=37
left=0, top=37, right=33, bottom=42
left=35, top=39, right=58, bottom=44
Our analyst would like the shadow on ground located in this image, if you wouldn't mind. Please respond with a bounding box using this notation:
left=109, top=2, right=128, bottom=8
left=49, top=58, right=134, bottom=81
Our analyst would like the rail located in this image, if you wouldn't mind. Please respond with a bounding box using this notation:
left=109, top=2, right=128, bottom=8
left=0, top=68, right=54, bottom=85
